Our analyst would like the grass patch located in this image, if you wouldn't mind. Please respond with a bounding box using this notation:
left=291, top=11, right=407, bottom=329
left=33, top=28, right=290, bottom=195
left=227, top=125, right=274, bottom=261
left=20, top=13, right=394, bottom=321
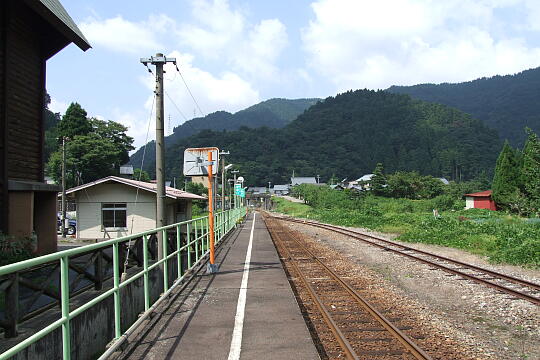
left=272, top=193, right=540, bottom=268
left=273, top=197, right=312, bottom=218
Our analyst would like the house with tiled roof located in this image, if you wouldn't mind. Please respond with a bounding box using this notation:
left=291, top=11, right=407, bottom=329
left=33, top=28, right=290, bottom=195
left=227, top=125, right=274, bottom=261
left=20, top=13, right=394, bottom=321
left=65, top=176, right=205, bottom=239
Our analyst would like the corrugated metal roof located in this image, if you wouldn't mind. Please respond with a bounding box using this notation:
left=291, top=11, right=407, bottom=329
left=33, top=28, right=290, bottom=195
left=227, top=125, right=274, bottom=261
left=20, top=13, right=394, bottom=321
left=291, top=177, right=317, bottom=185
left=355, top=174, right=374, bottom=182
left=25, top=0, right=91, bottom=51
left=273, top=184, right=289, bottom=191
left=65, top=176, right=205, bottom=200
left=464, top=190, right=492, bottom=197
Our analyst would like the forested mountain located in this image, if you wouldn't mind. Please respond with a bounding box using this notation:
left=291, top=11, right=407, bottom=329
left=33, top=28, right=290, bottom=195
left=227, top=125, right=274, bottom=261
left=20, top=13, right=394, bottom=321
left=143, top=90, right=501, bottom=186
left=129, top=98, right=318, bottom=167
left=387, top=67, right=540, bottom=147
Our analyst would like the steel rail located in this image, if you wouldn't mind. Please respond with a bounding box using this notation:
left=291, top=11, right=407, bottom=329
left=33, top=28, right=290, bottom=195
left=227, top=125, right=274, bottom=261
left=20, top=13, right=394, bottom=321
left=274, top=215, right=540, bottom=306
left=265, top=216, right=432, bottom=360
left=267, top=221, right=359, bottom=360
left=291, top=217, right=540, bottom=291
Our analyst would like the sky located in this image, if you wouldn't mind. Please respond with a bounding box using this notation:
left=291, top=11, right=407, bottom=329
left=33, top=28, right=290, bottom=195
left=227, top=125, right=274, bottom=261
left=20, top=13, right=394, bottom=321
left=47, top=0, right=540, bottom=151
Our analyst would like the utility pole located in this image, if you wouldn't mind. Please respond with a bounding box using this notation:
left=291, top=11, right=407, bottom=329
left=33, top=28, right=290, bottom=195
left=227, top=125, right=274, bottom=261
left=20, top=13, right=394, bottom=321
left=231, top=170, right=239, bottom=209
left=219, top=151, right=230, bottom=210
left=317, top=174, right=320, bottom=184
left=61, top=137, right=66, bottom=238
left=141, top=53, right=176, bottom=266
left=207, top=151, right=218, bottom=273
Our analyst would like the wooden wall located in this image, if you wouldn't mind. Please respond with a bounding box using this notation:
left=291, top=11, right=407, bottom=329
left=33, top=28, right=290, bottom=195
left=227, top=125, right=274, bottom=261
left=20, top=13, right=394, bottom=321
left=0, top=2, right=7, bottom=233
left=5, top=1, right=45, bottom=183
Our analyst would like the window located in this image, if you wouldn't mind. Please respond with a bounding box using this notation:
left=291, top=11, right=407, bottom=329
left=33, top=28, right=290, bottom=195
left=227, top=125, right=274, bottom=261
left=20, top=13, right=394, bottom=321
left=102, top=203, right=127, bottom=228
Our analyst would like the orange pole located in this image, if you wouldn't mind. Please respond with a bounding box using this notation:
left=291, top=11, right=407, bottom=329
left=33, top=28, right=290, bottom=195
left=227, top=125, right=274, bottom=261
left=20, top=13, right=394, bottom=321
left=208, top=151, right=215, bottom=265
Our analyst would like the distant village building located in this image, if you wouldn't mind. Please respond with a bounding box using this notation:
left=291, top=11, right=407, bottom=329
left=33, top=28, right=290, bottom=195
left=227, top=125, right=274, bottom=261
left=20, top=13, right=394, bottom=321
left=191, top=176, right=210, bottom=188
left=291, top=177, right=317, bottom=186
left=0, top=0, right=90, bottom=254
left=273, top=184, right=290, bottom=195
left=348, top=174, right=374, bottom=189
left=65, top=176, right=204, bottom=239
left=247, top=187, right=268, bottom=195
left=119, top=164, right=134, bottom=178
left=464, top=190, right=497, bottom=211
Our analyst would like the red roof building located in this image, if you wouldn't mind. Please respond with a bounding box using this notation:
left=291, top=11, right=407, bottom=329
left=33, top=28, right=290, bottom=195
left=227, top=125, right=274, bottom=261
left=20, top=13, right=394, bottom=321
left=464, top=190, right=497, bottom=211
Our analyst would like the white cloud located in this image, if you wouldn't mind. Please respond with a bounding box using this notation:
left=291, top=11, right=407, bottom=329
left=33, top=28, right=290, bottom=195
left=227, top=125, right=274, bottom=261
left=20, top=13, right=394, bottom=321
left=177, top=0, right=289, bottom=80
left=109, top=108, right=153, bottom=155
left=123, top=50, right=260, bottom=150
left=302, top=0, right=540, bottom=90
left=79, top=15, right=172, bottom=53
left=159, top=51, right=260, bottom=116
left=49, top=97, right=68, bottom=114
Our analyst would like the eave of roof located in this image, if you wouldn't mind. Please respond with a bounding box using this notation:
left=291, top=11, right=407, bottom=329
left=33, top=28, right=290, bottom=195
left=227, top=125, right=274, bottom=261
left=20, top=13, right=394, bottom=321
left=464, top=190, right=492, bottom=197
left=65, top=176, right=205, bottom=200
left=24, top=0, right=91, bottom=51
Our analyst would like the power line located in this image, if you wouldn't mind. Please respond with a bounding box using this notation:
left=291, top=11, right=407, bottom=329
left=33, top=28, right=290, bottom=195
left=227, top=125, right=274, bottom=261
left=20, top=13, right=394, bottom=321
left=164, top=89, right=190, bottom=123
left=175, top=63, right=205, bottom=117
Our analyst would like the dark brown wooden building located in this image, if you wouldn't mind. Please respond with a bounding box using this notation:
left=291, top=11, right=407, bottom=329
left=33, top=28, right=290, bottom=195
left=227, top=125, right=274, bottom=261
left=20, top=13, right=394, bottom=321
left=1, top=0, right=90, bottom=254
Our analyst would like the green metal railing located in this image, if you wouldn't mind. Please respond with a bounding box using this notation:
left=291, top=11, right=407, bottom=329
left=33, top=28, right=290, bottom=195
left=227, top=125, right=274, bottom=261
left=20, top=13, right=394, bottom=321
left=0, top=207, right=246, bottom=360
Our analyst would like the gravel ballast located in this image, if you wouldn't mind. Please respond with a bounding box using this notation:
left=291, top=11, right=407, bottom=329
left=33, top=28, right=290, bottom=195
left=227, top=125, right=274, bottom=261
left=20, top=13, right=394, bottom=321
left=278, top=217, right=540, bottom=360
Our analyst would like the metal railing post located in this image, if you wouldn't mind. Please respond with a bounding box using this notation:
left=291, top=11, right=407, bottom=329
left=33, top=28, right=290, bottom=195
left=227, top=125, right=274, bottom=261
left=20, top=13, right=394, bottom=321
left=60, top=256, right=71, bottom=359
left=176, top=225, right=182, bottom=279
left=205, top=217, right=209, bottom=252
left=143, top=235, right=150, bottom=311
left=163, top=229, right=169, bottom=292
left=187, top=222, right=192, bottom=269
left=194, top=219, right=199, bottom=262
left=112, top=243, right=121, bottom=339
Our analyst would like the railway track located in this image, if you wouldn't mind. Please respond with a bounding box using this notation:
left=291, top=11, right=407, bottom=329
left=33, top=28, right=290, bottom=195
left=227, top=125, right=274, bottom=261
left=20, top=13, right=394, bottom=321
left=270, top=214, right=540, bottom=306
left=264, top=215, right=433, bottom=360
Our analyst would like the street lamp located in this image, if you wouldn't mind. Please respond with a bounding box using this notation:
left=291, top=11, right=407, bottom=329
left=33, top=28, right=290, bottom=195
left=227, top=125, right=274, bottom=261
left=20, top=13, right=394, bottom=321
left=223, top=164, right=233, bottom=209
left=231, top=170, right=239, bottom=208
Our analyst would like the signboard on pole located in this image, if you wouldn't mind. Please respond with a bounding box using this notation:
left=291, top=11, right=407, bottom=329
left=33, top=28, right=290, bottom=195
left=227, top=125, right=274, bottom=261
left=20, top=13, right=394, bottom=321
left=239, top=189, right=245, bottom=198
left=234, top=183, right=241, bottom=195
left=183, top=147, right=219, bottom=176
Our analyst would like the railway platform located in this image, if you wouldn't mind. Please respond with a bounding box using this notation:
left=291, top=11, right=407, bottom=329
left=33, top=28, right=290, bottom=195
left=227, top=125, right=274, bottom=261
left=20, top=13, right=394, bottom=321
left=116, top=212, right=319, bottom=360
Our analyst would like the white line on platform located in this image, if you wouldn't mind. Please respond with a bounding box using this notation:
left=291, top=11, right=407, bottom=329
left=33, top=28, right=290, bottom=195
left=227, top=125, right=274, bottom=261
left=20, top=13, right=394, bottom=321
left=228, top=212, right=256, bottom=360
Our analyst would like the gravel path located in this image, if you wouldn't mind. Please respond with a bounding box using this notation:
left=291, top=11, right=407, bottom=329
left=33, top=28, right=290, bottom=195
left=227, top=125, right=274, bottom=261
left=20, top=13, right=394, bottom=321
left=280, top=218, right=540, bottom=360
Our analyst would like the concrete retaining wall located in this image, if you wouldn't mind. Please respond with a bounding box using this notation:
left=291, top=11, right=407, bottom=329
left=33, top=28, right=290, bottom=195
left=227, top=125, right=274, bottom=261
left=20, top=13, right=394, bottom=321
left=3, top=257, right=184, bottom=360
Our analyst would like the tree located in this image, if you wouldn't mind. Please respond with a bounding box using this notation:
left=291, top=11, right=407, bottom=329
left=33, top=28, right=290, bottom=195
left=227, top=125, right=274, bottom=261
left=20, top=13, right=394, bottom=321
left=521, top=128, right=540, bottom=214
left=387, top=171, right=443, bottom=199
left=491, top=141, right=522, bottom=211
left=133, top=168, right=151, bottom=182
left=46, top=105, right=134, bottom=187
left=89, top=118, right=134, bottom=166
left=57, top=102, right=91, bottom=139
left=43, top=93, right=61, bottom=162
left=185, top=182, right=207, bottom=196
left=371, top=163, right=388, bottom=196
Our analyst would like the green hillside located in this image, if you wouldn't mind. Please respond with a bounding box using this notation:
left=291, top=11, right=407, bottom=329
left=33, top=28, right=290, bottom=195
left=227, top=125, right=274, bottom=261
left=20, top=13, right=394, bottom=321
left=129, top=98, right=318, bottom=168
left=153, top=90, right=501, bottom=186
left=388, top=67, right=540, bottom=147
